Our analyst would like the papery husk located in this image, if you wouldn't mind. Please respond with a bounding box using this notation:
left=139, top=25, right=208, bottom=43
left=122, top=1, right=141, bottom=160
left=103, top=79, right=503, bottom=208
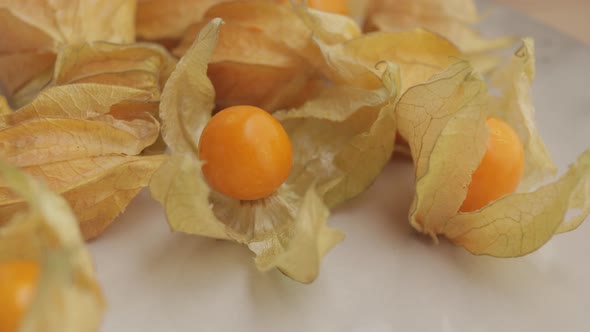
left=365, top=0, right=515, bottom=55
left=1, top=155, right=166, bottom=239
left=397, top=41, right=590, bottom=256
left=150, top=18, right=400, bottom=282
left=0, top=161, right=104, bottom=332
left=397, top=61, right=488, bottom=236
left=0, top=95, right=10, bottom=115
left=0, top=85, right=153, bottom=127
left=11, top=41, right=176, bottom=109
left=0, top=84, right=166, bottom=239
left=0, top=39, right=176, bottom=239
left=174, top=1, right=361, bottom=112
left=136, top=0, right=231, bottom=42
left=274, top=61, right=399, bottom=207
left=443, top=151, right=590, bottom=256
left=0, top=115, right=159, bottom=167
left=310, top=28, right=461, bottom=91
left=0, top=0, right=136, bottom=103
left=488, top=39, right=556, bottom=189
left=51, top=42, right=176, bottom=98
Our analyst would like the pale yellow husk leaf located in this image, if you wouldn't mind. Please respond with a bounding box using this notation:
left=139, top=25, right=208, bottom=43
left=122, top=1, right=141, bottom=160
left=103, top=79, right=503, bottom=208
left=0, top=95, right=10, bottom=115
left=248, top=186, right=344, bottom=283
left=443, top=150, right=590, bottom=256
left=159, top=19, right=220, bottom=155
left=365, top=0, right=515, bottom=55
left=1, top=155, right=167, bottom=239
left=397, top=61, right=488, bottom=236
left=275, top=61, right=399, bottom=207
left=0, top=115, right=159, bottom=167
left=398, top=41, right=590, bottom=256
left=0, top=161, right=104, bottom=332
left=11, top=42, right=176, bottom=109
left=1, top=84, right=153, bottom=127
left=488, top=39, right=556, bottom=188
left=173, top=1, right=361, bottom=112
left=1, top=82, right=164, bottom=239
left=312, top=28, right=461, bottom=91
left=291, top=3, right=362, bottom=44
left=136, top=0, right=231, bottom=41
left=51, top=42, right=176, bottom=100
left=0, top=0, right=136, bottom=101
left=175, top=19, right=315, bottom=112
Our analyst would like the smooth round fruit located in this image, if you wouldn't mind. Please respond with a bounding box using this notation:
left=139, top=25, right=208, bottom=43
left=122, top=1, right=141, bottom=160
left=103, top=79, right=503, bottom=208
left=460, top=117, right=525, bottom=212
left=278, top=0, right=349, bottom=15
left=199, top=105, right=293, bottom=200
left=0, top=261, right=41, bottom=332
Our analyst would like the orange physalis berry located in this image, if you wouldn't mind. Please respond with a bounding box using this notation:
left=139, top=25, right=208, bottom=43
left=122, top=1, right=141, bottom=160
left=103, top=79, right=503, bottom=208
left=199, top=105, right=293, bottom=200
left=0, top=261, right=41, bottom=332
left=460, top=117, right=525, bottom=212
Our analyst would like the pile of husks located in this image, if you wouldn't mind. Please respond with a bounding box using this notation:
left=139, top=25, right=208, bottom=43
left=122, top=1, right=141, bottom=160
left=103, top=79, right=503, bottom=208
left=1, top=1, right=589, bottom=331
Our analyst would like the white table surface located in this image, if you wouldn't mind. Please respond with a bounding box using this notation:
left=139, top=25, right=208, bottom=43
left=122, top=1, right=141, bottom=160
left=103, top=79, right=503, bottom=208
left=89, top=3, right=590, bottom=332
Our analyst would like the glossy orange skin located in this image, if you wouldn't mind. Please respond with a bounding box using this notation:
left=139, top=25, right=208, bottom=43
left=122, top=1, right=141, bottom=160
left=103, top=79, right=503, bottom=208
left=199, top=105, right=293, bottom=200
left=0, top=261, right=41, bottom=332
left=278, top=0, right=349, bottom=15
left=460, top=117, right=525, bottom=212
